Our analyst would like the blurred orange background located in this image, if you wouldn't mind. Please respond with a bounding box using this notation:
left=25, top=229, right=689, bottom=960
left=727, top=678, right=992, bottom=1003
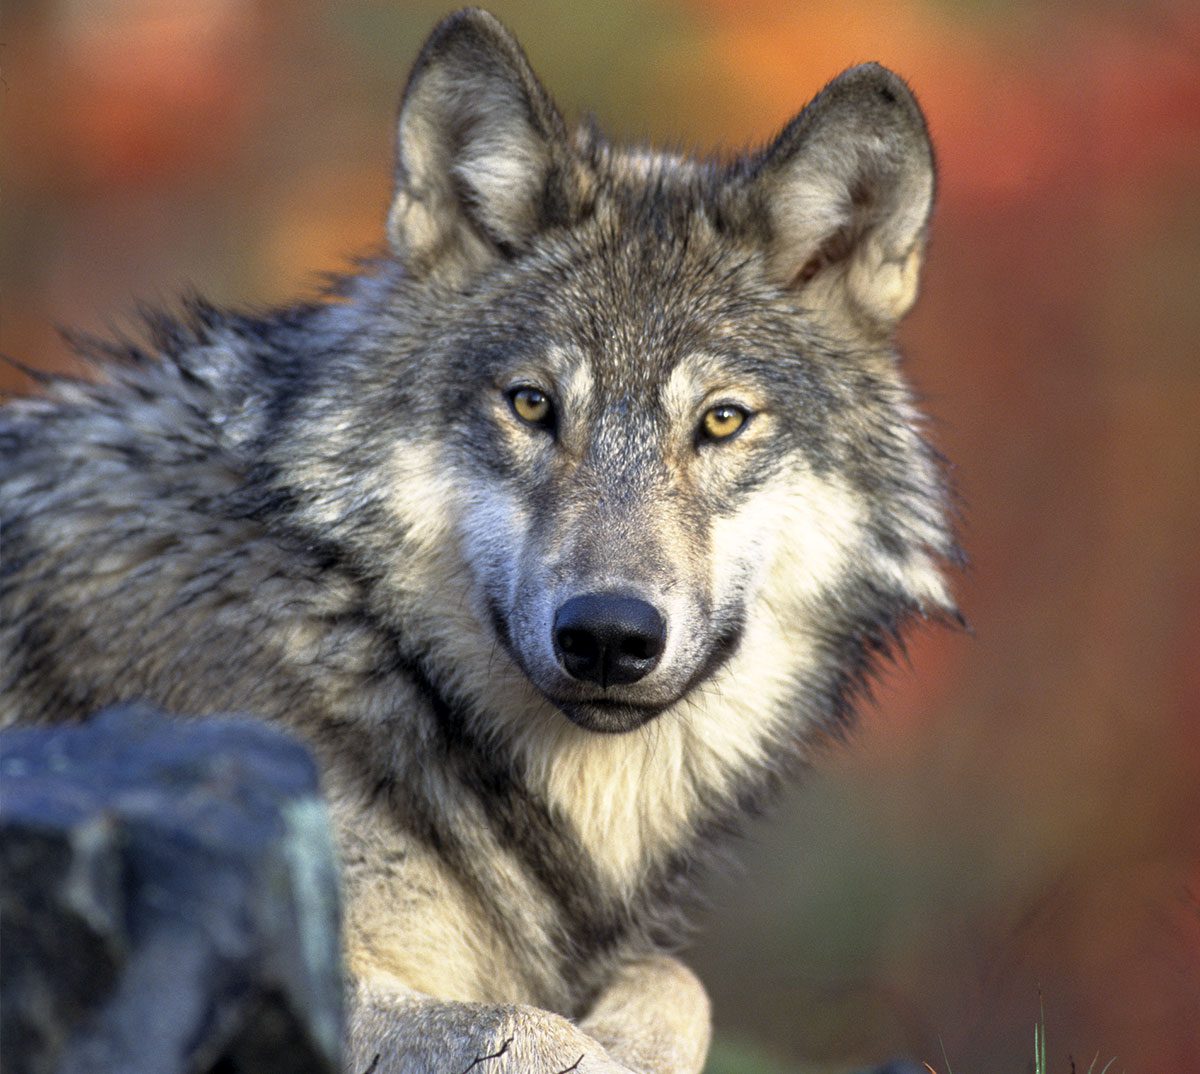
left=2, top=2, right=1198, bottom=1071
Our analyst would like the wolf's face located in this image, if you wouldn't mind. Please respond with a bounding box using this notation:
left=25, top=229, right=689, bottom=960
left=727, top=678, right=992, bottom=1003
left=433, top=178, right=956, bottom=733
left=434, top=209, right=908, bottom=733
left=296, top=12, right=957, bottom=735
left=452, top=235, right=798, bottom=732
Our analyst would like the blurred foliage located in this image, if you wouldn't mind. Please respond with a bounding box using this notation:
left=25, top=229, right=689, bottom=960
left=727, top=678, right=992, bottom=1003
left=2, top=1, right=1198, bottom=1071
left=328, top=0, right=702, bottom=140
left=705, top=1037, right=807, bottom=1074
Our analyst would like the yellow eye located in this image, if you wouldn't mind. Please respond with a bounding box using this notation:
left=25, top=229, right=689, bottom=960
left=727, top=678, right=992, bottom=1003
left=701, top=404, right=748, bottom=442
left=510, top=386, right=553, bottom=428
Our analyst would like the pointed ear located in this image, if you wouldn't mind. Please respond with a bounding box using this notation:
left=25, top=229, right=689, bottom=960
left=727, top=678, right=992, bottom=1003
left=754, top=64, right=935, bottom=329
left=388, top=9, right=569, bottom=283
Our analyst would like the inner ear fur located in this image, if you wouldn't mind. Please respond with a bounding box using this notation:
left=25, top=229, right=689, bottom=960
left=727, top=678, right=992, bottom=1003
left=754, top=64, right=935, bottom=330
left=388, top=9, right=572, bottom=283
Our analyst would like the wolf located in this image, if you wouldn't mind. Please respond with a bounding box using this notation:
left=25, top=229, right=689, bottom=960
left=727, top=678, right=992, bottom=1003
left=0, top=8, right=958, bottom=1073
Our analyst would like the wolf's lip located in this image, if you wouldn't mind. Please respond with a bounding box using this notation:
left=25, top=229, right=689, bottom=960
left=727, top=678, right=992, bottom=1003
left=552, top=697, right=665, bottom=734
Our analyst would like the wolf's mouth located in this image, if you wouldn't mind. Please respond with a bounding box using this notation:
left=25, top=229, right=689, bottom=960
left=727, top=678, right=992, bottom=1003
left=551, top=619, right=741, bottom=733
left=553, top=697, right=668, bottom=734
left=486, top=595, right=745, bottom=734
left=560, top=620, right=744, bottom=728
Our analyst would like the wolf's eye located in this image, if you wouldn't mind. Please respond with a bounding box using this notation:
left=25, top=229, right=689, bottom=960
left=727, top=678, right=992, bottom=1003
left=509, top=386, right=554, bottom=430
left=700, top=404, right=749, bottom=442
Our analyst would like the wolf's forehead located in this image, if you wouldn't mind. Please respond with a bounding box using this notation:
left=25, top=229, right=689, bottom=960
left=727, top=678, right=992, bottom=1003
left=543, top=246, right=753, bottom=373
left=543, top=344, right=747, bottom=415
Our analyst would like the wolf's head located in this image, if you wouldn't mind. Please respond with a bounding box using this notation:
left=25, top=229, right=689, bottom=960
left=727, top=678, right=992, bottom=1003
left=284, top=10, right=957, bottom=739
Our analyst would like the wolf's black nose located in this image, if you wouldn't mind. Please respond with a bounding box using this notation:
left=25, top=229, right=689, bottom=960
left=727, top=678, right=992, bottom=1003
left=553, top=593, right=666, bottom=687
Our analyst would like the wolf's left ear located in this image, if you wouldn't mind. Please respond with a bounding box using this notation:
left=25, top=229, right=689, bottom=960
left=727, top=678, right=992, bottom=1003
left=388, top=9, right=570, bottom=283
left=754, top=64, right=934, bottom=330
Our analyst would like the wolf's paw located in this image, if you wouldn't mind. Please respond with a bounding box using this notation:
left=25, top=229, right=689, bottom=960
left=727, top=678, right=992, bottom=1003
left=447, top=1007, right=637, bottom=1074
left=580, top=955, right=711, bottom=1074
left=348, top=999, right=637, bottom=1074
left=459, top=1005, right=637, bottom=1074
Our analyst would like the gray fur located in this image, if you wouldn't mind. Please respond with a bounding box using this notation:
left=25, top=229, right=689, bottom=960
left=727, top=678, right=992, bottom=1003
left=0, top=9, right=958, bottom=1073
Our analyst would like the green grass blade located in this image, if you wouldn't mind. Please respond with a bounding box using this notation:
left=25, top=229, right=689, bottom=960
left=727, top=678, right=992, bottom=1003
left=938, top=1035, right=954, bottom=1074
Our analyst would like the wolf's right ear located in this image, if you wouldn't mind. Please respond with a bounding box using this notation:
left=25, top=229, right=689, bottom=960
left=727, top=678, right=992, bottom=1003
left=388, top=9, right=569, bottom=284
left=754, top=64, right=935, bottom=332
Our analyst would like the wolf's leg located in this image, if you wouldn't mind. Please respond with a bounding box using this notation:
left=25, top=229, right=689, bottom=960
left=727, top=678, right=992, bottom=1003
left=579, top=955, right=712, bottom=1074
left=347, top=975, right=637, bottom=1074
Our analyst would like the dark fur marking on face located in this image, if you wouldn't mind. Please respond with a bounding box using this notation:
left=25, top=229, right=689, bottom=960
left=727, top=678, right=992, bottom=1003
left=677, top=615, right=745, bottom=699
left=709, top=454, right=780, bottom=515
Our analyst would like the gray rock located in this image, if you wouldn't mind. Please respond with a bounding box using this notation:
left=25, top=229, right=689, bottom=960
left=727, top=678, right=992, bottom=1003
left=0, top=703, right=343, bottom=1074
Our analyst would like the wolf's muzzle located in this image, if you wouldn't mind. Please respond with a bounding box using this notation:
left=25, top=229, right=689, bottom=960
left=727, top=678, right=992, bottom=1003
left=553, top=593, right=666, bottom=687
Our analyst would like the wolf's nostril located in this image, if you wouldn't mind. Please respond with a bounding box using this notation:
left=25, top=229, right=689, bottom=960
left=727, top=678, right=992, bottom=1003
left=558, top=628, right=596, bottom=659
left=620, top=637, right=654, bottom=660
left=553, top=593, right=666, bottom=688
